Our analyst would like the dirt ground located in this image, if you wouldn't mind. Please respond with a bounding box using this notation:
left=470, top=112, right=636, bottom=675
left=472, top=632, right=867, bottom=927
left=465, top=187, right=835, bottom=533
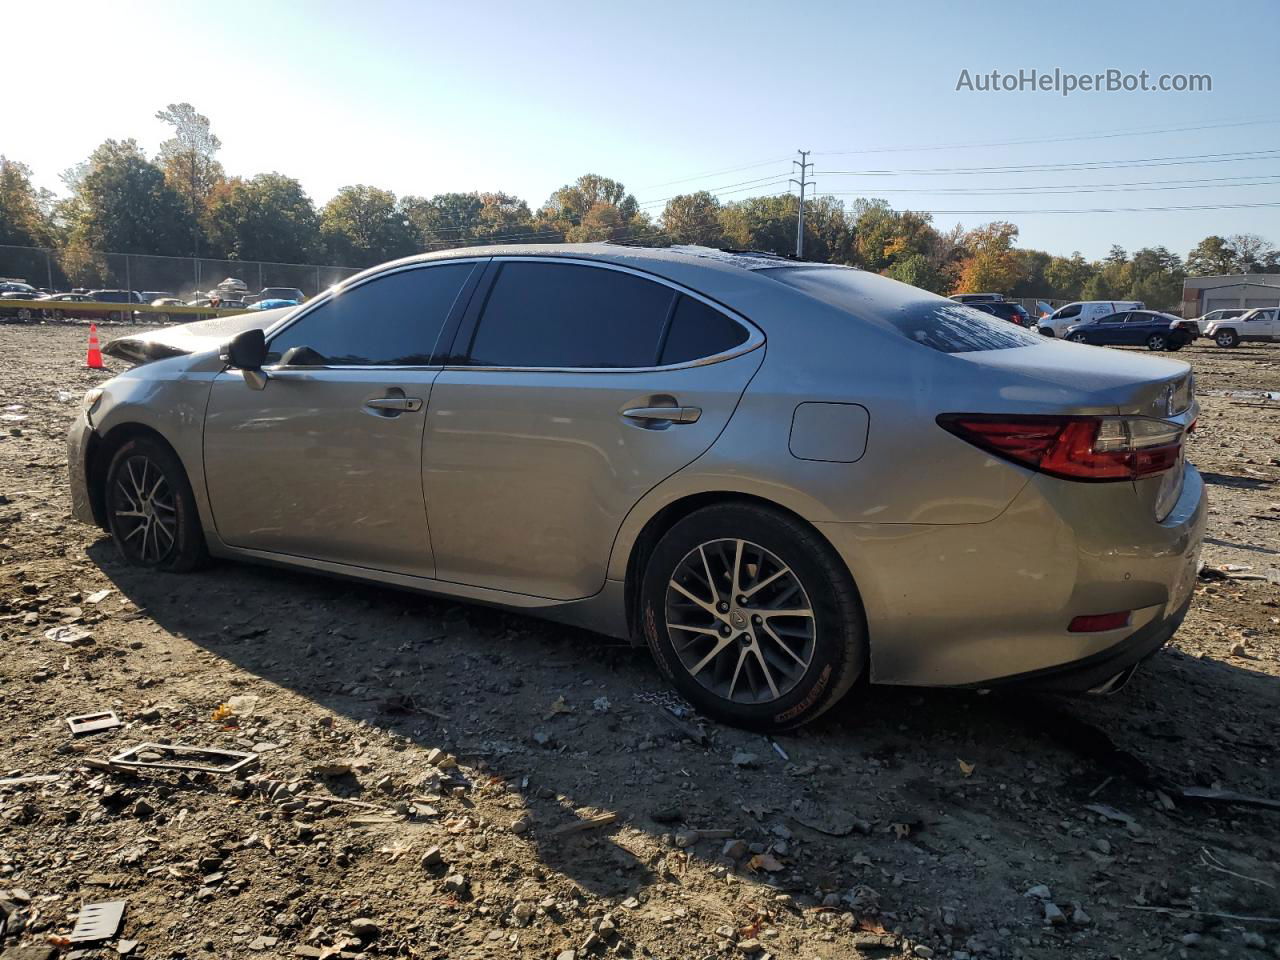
left=1, top=323, right=1277, bottom=960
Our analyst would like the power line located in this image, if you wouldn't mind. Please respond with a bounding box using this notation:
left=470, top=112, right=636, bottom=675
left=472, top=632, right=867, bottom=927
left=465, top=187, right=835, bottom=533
left=818, top=148, right=1280, bottom=177
left=819, top=175, right=1280, bottom=197
left=636, top=156, right=793, bottom=189
left=636, top=174, right=793, bottom=208
left=806, top=198, right=1280, bottom=215
left=817, top=117, right=1280, bottom=156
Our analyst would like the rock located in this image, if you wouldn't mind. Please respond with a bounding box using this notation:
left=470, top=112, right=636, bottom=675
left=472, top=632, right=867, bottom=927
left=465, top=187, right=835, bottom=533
left=1043, top=902, right=1066, bottom=925
left=0, top=949, right=57, bottom=960
left=1242, top=932, right=1266, bottom=950
left=731, top=752, right=759, bottom=768
left=722, top=838, right=748, bottom=860
left=133, top=798, right=155, bottom=818
left=913, top=947, right=935, bottom=959
left=1071, top=905, right=1091, bottom=926
left=737, top=938, right=763, bottom=954
left=1180, top=933, right=1201, bottom=947
left=1024, top=884, right=1052, bottom=900
left=443, top=873, right=469, bottom=896
left=556, top=951, right=577, bottom=960
left=511, top=815, right=532, bottom=835
left=1094, top=838, right=1111, bottom=855
left=421, top=846, right=444, bottom=868
left=248, top=935, right=278, bottom=951
left=674, top=829, right=700, bottom=848
left=349, top=917, right=379, bottom=939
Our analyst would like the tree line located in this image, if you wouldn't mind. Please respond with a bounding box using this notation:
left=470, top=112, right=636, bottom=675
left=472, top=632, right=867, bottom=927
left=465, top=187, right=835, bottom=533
left=1, top=103, right=1277, bottom=309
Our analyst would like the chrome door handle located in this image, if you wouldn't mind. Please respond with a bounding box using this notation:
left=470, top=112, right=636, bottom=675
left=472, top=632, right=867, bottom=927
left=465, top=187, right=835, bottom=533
left=622, top=405, right=701, bottom=424
left=365, top=397, right=423, bottom=412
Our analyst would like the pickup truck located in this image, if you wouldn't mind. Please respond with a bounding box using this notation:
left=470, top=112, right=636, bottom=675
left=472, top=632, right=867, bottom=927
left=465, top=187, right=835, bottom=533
left=1205, top=307, right=1279, bottom=347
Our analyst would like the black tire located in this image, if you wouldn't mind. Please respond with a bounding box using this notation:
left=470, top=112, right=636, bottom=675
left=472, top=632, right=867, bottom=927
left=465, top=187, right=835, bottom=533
left=640, top=503, right=866, bottom=731
left=1215, top=329, right=1239, bottom=348
left=1146, top=333, right=1167, bottom=351
left=104, top=437, right=206, bottom=572
left=1039, top=327, right=1055, bottom=337
left=1068, top=333, right=1088, bottom=343
left=17, top=308, right=32, bottom=322
left=108, top=310, right=121, bottom=323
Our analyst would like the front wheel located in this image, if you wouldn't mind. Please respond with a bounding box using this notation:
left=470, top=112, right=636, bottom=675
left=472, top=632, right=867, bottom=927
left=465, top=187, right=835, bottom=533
left=104, top=437, right=206, bottom=572
left=640, top=504, right=865, bottom=731
left=1039, top=327, right=1055, bottom=337
left=1068, top=333, right=1088, bottom=343
left=1215, top=329, right=1239, bottom=348
left=1146, top=333, right=1167, bottom=351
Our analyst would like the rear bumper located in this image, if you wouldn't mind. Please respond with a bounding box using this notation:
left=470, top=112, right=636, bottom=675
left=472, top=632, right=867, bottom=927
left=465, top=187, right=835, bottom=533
left=963, top=594, right=1190, bottom=692
left=814, top=462, right=1206, bottom=687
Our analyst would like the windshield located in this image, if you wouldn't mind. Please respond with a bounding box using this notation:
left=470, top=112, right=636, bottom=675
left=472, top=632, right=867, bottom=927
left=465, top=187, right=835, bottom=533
left=772, top=266, right=1042, bottom=353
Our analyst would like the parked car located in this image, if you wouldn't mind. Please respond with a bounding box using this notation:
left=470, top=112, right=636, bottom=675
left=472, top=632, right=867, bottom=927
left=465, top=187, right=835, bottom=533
left=1065, top=310, right=1191, bottom=351
left=1041, top=300, right=1144, bottom=338
left=0, top=289, right=45, bottom=322
left=1205, top=307, right=1280, bottom=348
left=70, top=244, right=1204, bottom=731
left=86, top=289, right=145, bottom=322
left=187, top=298, right=248, bottom=310
left=949, top=293, right=1004, bottom=304
left=246, top=286, right=306, bottom=305
left=150, top=298, right=186, bottom=323
left=972, top=301, right=1033, bottom=327
left=247, top=298, right=299, bottom=311
left=43, top=292, right=114, bottom=322
left=140, top=291, right=177, bottom=303
left=1188, top=307, right=1246, bottom=336
left=0, top=281, right=42, bottom=321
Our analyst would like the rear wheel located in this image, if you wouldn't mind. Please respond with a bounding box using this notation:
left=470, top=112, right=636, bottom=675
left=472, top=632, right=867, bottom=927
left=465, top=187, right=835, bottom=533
left=1068, top=332, right=1088, bottom=343
left=104, top=437, right=206, bottom=572
left=1039, top=328, right=1055, bottom=337
left=17, top=308, right=32, bottom=322
left=1215, top=329, right=1239, bottom=348
left=640, top=504, right=865, bottom=731
left=1146, top=333, right=1167, bottom=351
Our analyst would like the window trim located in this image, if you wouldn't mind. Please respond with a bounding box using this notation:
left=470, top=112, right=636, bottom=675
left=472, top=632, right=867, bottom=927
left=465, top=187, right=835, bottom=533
left=448, top=256, right=764, bottom=374
left=258, top=257, right=489, bottom=371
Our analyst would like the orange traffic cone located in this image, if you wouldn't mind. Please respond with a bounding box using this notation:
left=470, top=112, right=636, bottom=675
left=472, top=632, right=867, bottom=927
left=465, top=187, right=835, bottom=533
left=86, top=324, right=104, bottom=369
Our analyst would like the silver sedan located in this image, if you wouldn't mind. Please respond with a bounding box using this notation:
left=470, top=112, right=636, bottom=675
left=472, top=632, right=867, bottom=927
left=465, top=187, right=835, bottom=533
left=68, top=244, right=1205, bottom=730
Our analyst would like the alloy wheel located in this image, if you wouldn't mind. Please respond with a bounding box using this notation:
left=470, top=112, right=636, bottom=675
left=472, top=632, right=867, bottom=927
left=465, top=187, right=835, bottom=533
left=1148, top=334, right=1166, bottom=350
left=664, top=538, right=816, bottom=705
left=110, top=454, right=179, bottom=564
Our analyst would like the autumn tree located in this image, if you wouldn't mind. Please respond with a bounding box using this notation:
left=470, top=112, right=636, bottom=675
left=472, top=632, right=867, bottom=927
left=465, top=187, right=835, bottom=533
left=155, top=103, right=224, bottom=255
left=537, top=174, right=643, bottom=242
left=65, top=140, right=187, bottom=256
left=1044, top=252, right=1095, bottom=299
left=0, top=157, right=53, bottom=248
left=661, top=191, right=725, bottom=247
left=320, top=185, right=417, bottom=266
left=955, top=221, right=1020, bottom=294
left=204, top=173, right=320, bottom=263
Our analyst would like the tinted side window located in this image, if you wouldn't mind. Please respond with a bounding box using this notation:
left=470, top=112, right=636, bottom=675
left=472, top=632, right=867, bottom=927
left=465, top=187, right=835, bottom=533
left=1057, top=304, right=1081, bottom=318
left=267, top=263, right=473, bottom=365
left=660, top=296, right=749, bottom=365
left=469, top=262, right=675, bottom=368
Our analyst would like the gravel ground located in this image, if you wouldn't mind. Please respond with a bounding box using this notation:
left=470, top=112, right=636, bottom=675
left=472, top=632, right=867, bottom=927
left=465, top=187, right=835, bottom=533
left=1, top=324, right=1277, bottom=960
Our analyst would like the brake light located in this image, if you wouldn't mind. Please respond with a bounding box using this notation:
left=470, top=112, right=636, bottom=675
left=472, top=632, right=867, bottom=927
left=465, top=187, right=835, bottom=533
left=936, top=414, right=1184, bottom=481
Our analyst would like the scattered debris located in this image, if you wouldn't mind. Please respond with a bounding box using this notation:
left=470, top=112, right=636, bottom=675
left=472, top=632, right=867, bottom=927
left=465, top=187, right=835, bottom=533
left=549, top=812, right=619, bottom=837
left=107, top=743, right=258, bottom=775
left=68, top=900, right=126, bottom=943
left=66, top=710, right=122, bottom=736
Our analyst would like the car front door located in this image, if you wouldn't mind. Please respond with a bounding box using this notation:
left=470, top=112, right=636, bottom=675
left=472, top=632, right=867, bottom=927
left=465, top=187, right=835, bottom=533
left=421, top=258, right=765, bottom=601
left=202, top=260, right=481, bottom=576
left=1246, top=308, right=1279, bottom=339
left=1090, top=312, right=1125, bottom=343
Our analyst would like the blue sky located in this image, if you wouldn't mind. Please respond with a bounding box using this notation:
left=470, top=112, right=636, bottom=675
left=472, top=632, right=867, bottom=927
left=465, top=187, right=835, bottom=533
left=8, top=0, right=1279, bottom=260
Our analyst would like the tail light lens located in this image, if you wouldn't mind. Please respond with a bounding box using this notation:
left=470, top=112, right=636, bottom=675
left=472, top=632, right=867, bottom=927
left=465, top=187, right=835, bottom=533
left=937, top=414, right=1185, bottom=481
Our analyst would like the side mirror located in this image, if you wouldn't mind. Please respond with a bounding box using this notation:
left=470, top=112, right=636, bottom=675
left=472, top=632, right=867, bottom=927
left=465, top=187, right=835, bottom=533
left=220, top=328, right=267, bottom=371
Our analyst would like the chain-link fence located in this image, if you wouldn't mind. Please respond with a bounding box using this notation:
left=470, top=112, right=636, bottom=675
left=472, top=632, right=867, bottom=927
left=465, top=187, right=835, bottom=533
left=0, top=244, right=362, bottom=300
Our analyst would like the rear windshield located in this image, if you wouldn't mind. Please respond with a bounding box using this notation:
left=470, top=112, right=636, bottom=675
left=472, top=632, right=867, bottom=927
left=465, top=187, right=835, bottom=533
left=772, top=266, right=1041, bottom=353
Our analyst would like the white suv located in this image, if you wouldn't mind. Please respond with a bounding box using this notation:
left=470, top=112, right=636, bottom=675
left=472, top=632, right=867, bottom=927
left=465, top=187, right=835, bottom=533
left=1040, top=301, right=1143, bottom=338
left=1205, top=307, right=1280, bottom=347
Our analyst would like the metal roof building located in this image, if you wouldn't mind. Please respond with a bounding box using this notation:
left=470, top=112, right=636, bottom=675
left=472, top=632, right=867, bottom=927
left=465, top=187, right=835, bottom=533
left=1182, top=273, right=1280, bottom=317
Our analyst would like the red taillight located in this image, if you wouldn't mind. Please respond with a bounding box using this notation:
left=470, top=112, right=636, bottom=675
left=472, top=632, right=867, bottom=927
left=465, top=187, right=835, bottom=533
left=1068, top=611, right=1131, bottom=633
left=937, top=414, right=1184, bottom=482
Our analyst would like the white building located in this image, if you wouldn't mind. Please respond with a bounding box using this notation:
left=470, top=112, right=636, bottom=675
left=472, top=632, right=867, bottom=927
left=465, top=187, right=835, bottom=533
left=1182, top=274, right=1280, bottom=317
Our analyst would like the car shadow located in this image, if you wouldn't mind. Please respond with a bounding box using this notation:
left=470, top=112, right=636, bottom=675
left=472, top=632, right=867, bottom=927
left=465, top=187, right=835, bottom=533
left=85, top=540, right=1280, bottom=917
left=1199, top=471, right=1275, bottom=491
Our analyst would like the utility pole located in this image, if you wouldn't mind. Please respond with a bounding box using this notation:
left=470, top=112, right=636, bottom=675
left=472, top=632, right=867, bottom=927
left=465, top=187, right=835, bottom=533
left=790, top=150, right=814, bottom=259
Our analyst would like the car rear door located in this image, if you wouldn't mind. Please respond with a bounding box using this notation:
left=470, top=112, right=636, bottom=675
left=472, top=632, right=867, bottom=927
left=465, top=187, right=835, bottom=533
left=421, top=258, right=764, bottom=601
left=202, top=260, right=482, bottom=577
